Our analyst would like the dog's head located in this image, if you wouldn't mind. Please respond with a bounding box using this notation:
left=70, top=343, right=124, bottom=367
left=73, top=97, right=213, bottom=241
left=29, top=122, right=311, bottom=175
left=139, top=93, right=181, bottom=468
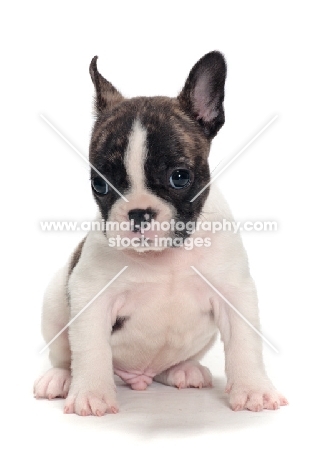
left=89, top=52, right=226, bottom=251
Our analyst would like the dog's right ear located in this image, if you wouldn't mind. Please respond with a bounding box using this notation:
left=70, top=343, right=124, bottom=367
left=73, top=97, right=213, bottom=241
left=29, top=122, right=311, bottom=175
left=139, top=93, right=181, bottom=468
left=89, top=56, right=124, bottom=115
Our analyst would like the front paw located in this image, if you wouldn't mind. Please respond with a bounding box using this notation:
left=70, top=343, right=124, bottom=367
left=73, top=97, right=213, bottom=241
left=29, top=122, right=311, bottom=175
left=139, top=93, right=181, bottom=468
left=226, top=380, right=288, bottom=412
left=34, top=368, right=71, bottom=399
left=163, top=361, right=213, bottom=389
left=64, top=385, right=119, bottom=416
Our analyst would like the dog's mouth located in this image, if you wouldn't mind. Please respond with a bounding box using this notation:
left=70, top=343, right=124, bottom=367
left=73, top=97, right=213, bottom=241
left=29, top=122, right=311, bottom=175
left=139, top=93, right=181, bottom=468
left=105, top=229, right=195, bottom=253
left=103, top=211, right=195, bottom=252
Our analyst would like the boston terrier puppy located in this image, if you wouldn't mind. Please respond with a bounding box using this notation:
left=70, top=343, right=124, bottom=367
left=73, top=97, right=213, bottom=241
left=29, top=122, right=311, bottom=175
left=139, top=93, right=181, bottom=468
left=34, top=52, right=287, bottom=416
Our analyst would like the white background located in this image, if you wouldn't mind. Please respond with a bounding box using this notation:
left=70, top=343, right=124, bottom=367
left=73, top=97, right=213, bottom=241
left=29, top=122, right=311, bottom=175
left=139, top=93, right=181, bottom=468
left=1, top=1, right=311, bottom=466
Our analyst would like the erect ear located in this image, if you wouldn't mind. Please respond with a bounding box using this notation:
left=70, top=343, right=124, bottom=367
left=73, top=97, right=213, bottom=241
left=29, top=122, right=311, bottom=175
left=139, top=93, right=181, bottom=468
left=178, top=51, right=227, bottom=139
left=89, top=56, right=124, bottom=115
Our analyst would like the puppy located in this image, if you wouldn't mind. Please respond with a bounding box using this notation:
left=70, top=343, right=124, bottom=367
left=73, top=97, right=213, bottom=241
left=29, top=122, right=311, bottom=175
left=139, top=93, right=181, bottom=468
left=34, top=51, right=287, bottom=415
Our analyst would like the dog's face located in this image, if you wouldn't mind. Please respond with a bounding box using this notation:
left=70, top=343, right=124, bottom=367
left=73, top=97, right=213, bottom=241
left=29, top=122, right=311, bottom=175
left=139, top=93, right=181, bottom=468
left=89, top=52, right=226, bottom=251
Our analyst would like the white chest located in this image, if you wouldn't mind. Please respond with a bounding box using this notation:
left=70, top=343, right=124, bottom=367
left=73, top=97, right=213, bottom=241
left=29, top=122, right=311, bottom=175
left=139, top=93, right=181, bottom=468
left=110, top=271, right=217, bottom=376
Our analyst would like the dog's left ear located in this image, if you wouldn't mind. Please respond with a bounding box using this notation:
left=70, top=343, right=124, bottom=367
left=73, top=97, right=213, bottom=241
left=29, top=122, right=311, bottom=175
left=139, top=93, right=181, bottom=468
left=178, top=51, right=226, bottom=139
left=89, top=56, right=124, bottom=115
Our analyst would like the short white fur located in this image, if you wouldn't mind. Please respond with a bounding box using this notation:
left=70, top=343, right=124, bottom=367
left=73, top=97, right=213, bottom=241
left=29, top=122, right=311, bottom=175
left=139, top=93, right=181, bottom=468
left=124, top=119, right=147, bottom=193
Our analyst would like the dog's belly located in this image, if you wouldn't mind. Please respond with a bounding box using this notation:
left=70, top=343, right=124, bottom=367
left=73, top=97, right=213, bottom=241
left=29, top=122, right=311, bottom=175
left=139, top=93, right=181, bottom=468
left=111, top=280, right=217, bottom=386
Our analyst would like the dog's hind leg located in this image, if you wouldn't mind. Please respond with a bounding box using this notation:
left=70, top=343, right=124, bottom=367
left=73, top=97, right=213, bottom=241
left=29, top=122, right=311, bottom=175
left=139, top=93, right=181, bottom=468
left=154, top=360, right=213, bottom=389
left=34, top=266, right=72, bottom=399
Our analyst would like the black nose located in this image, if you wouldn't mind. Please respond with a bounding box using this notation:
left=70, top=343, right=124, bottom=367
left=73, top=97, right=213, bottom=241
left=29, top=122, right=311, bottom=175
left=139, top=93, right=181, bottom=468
left=128, top=209, right=156, bottom=232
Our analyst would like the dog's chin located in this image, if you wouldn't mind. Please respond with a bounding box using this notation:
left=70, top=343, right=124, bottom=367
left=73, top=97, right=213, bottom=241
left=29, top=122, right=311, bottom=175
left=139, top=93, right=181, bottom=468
left=129, top=245, right=168, bottom=254
left=125, top=241, right=178, bottom=256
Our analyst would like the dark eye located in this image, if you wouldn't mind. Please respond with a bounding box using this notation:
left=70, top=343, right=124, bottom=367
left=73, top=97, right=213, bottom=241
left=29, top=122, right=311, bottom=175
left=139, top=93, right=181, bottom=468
left=91, top=176, right=109, bottom=195
left=169, top=169, right=191, bottom=189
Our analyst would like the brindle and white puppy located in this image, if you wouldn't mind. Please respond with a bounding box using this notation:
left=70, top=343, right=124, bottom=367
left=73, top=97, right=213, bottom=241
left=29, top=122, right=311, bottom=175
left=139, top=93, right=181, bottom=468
left=34, top=52, right=287, bottom=416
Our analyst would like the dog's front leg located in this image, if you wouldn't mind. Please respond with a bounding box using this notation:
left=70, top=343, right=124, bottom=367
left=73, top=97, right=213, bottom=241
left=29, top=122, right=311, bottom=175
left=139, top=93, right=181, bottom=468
left=212, top=279, right=288, bottom=412
left=64, top=292, right=118, bottom=416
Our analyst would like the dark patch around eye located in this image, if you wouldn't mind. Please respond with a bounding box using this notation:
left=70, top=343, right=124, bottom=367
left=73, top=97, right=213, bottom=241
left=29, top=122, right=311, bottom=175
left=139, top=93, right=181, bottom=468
left=142, top=108, right=210, bottom=237
left=89, top=107, right=136, bottom=221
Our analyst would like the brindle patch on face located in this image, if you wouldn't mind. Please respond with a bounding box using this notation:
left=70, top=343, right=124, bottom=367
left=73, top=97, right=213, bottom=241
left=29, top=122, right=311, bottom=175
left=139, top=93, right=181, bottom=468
left=141, top=99, right=211, bottom=238
left=89, top=97, right=211, bottom=233
left=89, top=103, right=134, bottom=221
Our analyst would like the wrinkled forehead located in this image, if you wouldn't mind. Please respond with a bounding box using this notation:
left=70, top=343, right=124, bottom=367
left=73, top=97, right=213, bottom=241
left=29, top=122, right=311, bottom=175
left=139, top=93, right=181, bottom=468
left=89, top=96, right=210, bottom=170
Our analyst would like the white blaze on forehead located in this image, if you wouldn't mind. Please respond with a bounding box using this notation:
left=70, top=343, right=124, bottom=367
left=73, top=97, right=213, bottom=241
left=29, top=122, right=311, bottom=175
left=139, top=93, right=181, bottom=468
left=125, top=119, right=147, bottom=192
